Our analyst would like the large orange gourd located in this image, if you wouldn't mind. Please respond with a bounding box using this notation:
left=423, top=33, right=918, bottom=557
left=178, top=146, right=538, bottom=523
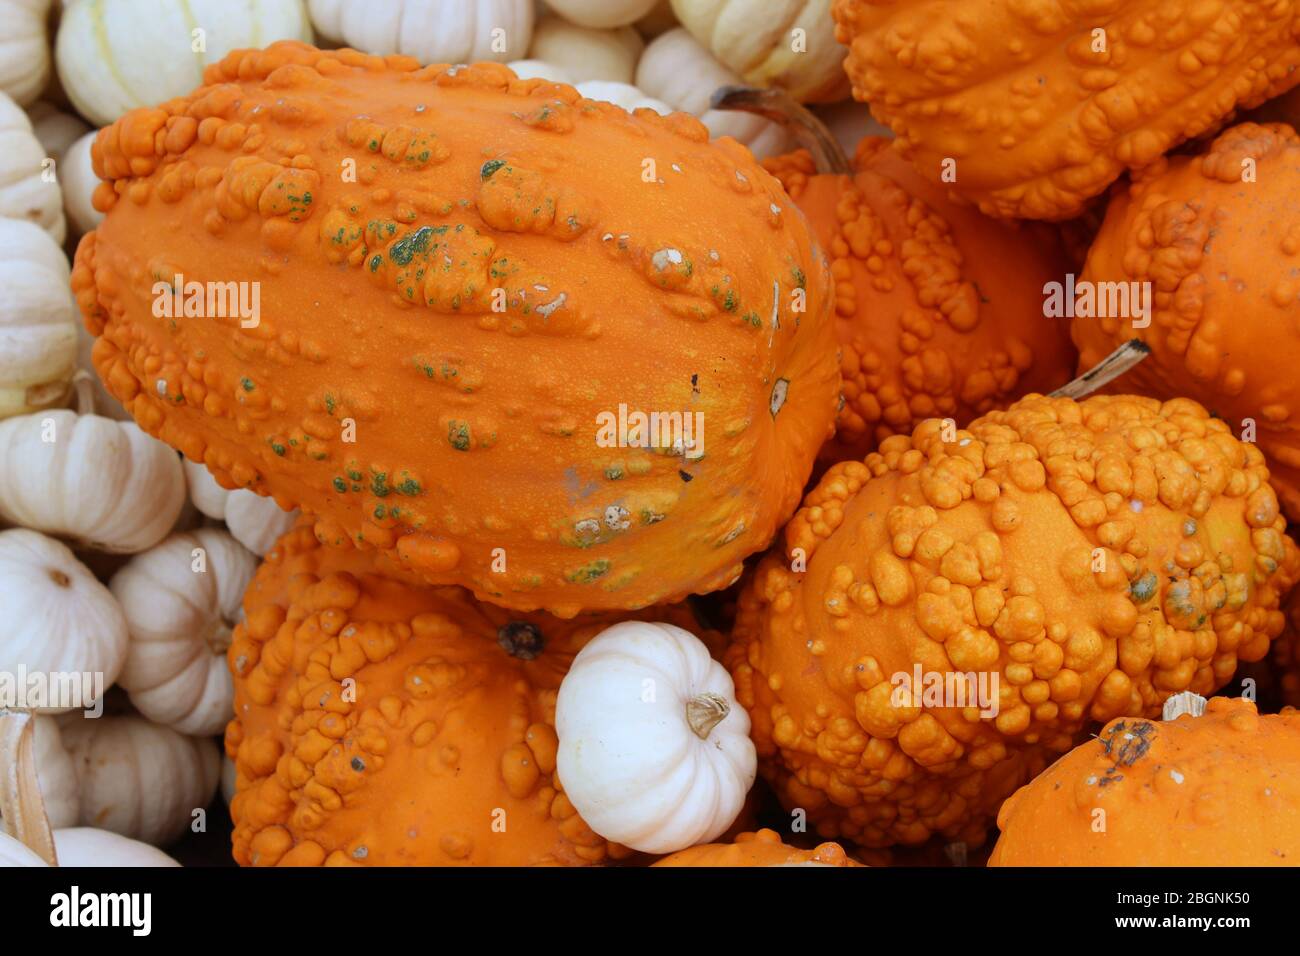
left=72, top=42, right=839, bottom=618
left=226, top=521, right=727, bottom=866
left=831, top=0, right=1300, bottom=220
left=1072, top=123, right=1300, bottom=520
left=727, top=394, right=1299, bottom=848
left=763, top=138, right=1075, bottom=461
left=990, top=696, right=1300, bottom=865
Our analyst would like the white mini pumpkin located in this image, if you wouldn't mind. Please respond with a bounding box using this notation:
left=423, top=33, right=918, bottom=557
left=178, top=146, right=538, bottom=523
left=546, top=0, right=660, bottom=29
left=0, top=91, right=65, bottom=243
left=506, top=58, right=574, bottom=83
left=0, top=0, right=52, bottom=106
left=26, top=101, right=91, bottom=164
left=636, top=28, right=791, bottom=158
left=59, top=712, right=221, bottom=847
left=56, top=0, right=314, bottom=127
left=556, top=620, right=756, bottom=854
left=58, top=130, right=103, bottom=237
left=182, top=459, right=298, bottom=556
left=575, top=80, right=672, bottom=115
left=670, top=0, right=849, bottom=102
left=0, top=408, right=187, bottom=553
left=529, top=16, right=643, bottom=84
left=0, top=715, right=78, bottom=830
left=111, top=528, right=257, bottom=736
left=0, top=217, right=77, bottom=419
left=308, top=0, right=532, bottom=62
left=0, top=529, right=129, bottom=712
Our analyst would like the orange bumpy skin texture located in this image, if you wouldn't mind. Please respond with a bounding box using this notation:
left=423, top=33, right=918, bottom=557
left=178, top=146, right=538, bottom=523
left=831, top=0, right=1300, bottom=220
left=225, top=521, right=724, bottom=866
left=73, top=42, right=839, bottom=618
left=726, top=394, right=1299, bottom=848
left=990, top=697, right=1300, bottom=865
left=1072, top=123, right=1300, bottom=521
left=763, top=140, right=1076, bottom=461
left=652, top=828, right=861, bottom=866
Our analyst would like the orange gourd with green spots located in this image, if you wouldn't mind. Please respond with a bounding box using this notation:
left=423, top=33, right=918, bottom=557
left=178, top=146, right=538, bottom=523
left=73, top=41, right=839, bottom=619
left=763, top=138, right=1075, bottom=461
left=726, top=394, right=1299, bottom=848
left=990, top=696, right=1300, bottom=865
left=226, top=521, right=725, bottom=866
left=652, top=828, right=861, bottom=866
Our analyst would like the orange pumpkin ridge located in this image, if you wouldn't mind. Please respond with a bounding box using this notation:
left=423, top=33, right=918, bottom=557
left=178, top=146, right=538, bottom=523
left=73, top=41, right=840, bottom=618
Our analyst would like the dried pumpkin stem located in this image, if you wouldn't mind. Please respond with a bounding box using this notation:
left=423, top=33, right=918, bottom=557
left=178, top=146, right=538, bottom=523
left=710, top=85, right=852, bottom=175
left=685, top=692, right=730, bottom=740
left=0, top=710, right=58, bottom=865
left=1162, top=691, right=1208, bottom=721
left=1049, top=339, right=1150, bottom=399
left=70, top=369, right=98, bottom=417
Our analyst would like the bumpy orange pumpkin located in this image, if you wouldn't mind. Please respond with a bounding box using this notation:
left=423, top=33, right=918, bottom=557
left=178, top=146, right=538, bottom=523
left=990, top=695, right=1300, bottom=865
left=1072, top=123, right=1300, bottom=520
left=727, top=393, right=1299, bottom=847
left=225, top=521, right=725, bottom=866
left=652, top=828, right=861, bottom=866
left=831, top=0, right=1300, bottom=220
left=73, top=41, right=839, bottom=618
left=763, top=138, right=1075, bottom=461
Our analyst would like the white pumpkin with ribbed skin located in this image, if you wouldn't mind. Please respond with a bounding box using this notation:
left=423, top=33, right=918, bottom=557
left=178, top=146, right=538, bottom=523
left=181, top=459, right=299, bottom=556
left=546, top=0, right=659, bottom=29
left=0, top=218, right=76, bottom=420
left=309, top=0, right=532, bottom=62
left=26, top=102, right=91, bottom=164
left=111, top=529, right=257, bottom=736
left=506, top=58, right=574, bottom=83
left=0, top=530, right=128, bottom=712
left=670, top=0, right=848, bottom=102
left=575, top=80, right=671, bottom=115
left=529, top=16, right=643, bottom=83
left=636, top=28, right=791, bottom=158
left=556, top=621, right=756, bottom=854
left=58, top=130, right=103, bottom=237
left=56, top=0, right=314, bottom=127
left=0, top=91, right=64, bottom=243
left=59, top=713, right=220, bottom=847
left=0, top=409, right=186, bottom=553
left=0, top=0, right=51, bottom=105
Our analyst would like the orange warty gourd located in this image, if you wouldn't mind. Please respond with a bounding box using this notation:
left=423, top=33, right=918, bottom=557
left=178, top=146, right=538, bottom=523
left=652, top=828, right=861, bottom=866
left=726, top=394, right=1299, bottom=848
left=763, top=138, right=1076, bottom=461
left=989, top=696, right=1300, bottom=865
left=72, top=41, right=839, bottom=619
left=225, top=521, right=725, bottom=866
left=1071, top=123, right=1300, bottom=521
left=831, top=0, right=1300, bottom=220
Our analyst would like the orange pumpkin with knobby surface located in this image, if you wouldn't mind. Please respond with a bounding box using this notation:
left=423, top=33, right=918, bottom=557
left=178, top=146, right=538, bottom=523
left=73, top=41, right=839, bottom=618
left=652, top=828, right=861, bottom=866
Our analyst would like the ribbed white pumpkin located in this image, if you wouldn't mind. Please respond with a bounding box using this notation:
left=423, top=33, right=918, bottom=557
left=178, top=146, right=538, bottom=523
left=0, top=217, right=77, bottom=420
left=575, top=80, right=672, bottom=115
left=547, top=0, right=659, bottom=29
left=636, top=28, right=791, bottom=158
left=529, top=16, right=643, bottom=83
left=506, top=58, right=574, bottom=83
left=181, top=459, right=298, bottom=556
left=56, top=0, right=314, bottom=126
left=0, top=529, right=128, bottom=712
left=111, top=528, right=257, bottom=736
left=0, top=408, right=186, bottom=553
left=0, top=91, right=65, bottom=243
left=0, top=0, right=52, bottom=106
left=58, top=130, right=103, bottom=237
left=308, top=0, right=532, bottom=62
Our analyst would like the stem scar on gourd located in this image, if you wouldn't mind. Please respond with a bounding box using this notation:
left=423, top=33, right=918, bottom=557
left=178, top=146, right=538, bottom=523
left=498, top=621, right=544, bottom=660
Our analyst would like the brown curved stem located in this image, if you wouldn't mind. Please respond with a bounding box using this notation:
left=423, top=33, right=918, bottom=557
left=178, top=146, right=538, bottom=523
left=710, top=85, right=852, bottom=175
left=1049, top=339, right=1150, bottom=400
left=0, top=710, right=58, bottom=865
left=686, top=692, right=730, bottom=740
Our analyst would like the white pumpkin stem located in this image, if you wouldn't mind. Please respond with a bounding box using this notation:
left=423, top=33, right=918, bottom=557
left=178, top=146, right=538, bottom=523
left=1162, top=691, right=1207, bottom=721
left=0, top=710, right=59, bottom=865
left=1048, top=339, right=1150, bottom=399
left=70, top=369, right=98, bottom=417
left=685, top=692, right=730, bottom=740
left=710, top=85, right=852, bottom=175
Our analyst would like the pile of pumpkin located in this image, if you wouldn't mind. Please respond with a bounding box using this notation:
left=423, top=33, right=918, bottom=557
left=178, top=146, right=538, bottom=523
left=3, top=0, right=1300, bottom=869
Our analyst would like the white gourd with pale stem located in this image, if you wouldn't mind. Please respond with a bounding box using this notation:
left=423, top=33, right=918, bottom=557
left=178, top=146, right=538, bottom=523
left=0, top=529, right=129, bottom=711
left=0, top=217, right=77, bottom=419
left=110, top=528, right=257, bottom=736
left=308, top=0, right=533, bottom=62
left=55, top=0, right=315, bottom=127
left=59, top=130, right=104, bottom=238
left=0, top=91, right=65, bottom=243
left=26, top=101, right=91, bottom=165
left=181, top=459, right=299, bottom=556
left=528, top=16, right=643, bottom=83
left=636, top=28, right=791, bottom=158
left=546, top=0, right=660, bottom=29
left=58, top=712, right=221, bottom=846
left=0, top=378, right=187, bottom=553
left=0, top=711, right=179, bottom=866
left=556, top=621, right=756, bottom=853
left=0, top=0, right=52, bottom=106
